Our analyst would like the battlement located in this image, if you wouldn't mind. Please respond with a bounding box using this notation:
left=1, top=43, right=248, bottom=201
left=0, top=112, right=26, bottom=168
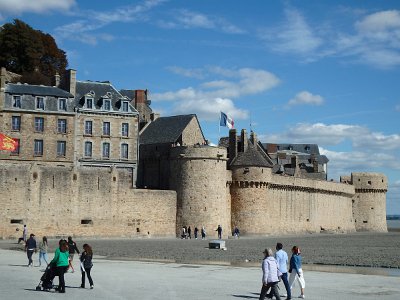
left=170, top=145, right=228, bottom=161
left=350, top=172, right=388, bottom=191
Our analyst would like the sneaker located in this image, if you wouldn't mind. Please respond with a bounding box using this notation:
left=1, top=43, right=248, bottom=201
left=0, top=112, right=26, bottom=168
left=298, top=295, right=305, bottom=299
left=90, top=285, right=94, bottom=289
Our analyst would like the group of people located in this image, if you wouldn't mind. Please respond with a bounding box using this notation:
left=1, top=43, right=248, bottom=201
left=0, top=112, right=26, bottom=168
left=21, top=230, right=94, bottom=294
left=259, top=243, right=305, bottom=300
left=181, top=226, right=207, bottom=239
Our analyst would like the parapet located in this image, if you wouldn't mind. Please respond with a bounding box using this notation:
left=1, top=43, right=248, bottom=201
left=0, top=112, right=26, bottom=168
left=170, top=145, right=227, bottom=161
left=351, top=173, right=388, bottom=191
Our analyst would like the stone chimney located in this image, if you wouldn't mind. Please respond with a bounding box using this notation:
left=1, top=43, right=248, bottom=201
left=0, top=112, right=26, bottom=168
left=240, top=129, right=248, bottom=152
left=135, top=90, right=147, bottom=106
left=61, top=69, right=76, bottom=97
left=250, top=131, right=257, bottom=146
left=228, top=129, right=237, bottom=165
left=0, top=67, right=6, bottom=111
left=54, top=72, right=60, bottom=87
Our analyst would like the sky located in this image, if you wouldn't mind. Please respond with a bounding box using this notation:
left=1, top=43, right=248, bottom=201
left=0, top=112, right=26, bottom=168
left=0, top=0, right=399, bottom=214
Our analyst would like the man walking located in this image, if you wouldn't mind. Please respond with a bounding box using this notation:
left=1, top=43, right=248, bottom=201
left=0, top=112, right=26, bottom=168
left=274, top=242, right=291, bottom=300
left=25, top=233, right=37, bottom=267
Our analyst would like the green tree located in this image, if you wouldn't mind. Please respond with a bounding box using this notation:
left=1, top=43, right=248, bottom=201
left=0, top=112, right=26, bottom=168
left=0, top=19, right=68, bottom=85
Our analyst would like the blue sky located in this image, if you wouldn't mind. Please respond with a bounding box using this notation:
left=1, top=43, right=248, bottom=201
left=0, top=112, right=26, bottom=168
left=1, top=0, right=399, bottom=213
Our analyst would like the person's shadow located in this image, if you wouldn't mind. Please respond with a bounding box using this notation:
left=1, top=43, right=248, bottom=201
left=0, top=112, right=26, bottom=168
left=232, top=292, right=259, bottom=299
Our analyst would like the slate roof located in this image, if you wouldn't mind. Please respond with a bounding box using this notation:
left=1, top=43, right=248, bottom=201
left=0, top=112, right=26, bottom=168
left=119, top=89, right=135, bottom=100
left=5, top=83, right=73, bottom=98
left=140, top=114, right=201, bottom=145
left=75, top=81, right=138, bottom=113
left=230, top=143, right=273, bottom=168
left=262, top=143, right=320, bottom=155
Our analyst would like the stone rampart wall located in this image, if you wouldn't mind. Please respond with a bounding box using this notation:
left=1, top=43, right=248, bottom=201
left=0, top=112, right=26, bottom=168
left=0, top=163, right=176, bottom=239
left=230, top=167, right=356, bottom=235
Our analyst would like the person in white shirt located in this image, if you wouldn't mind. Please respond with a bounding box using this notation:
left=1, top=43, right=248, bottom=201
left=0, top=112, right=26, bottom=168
left=273, top=242, right=291, bottom=300
left=259, top=248, right=281, bottom=300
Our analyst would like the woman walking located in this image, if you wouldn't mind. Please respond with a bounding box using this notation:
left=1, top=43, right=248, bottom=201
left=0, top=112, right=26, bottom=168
left=38, top=236, right=49, bottom=267
left=80, top=243, right=94, bottom=289
left=50, top=240, right=69, bottom=293
left=289, top=246, right=305, bottom=299
left=259, top=248, right=281, bottom=300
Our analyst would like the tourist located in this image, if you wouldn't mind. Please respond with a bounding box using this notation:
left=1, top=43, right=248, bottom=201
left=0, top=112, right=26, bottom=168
left=259, top=248, right=281, bottom=300
left=181, top=226, right=186, bottom=239
left=194, top=227, right=199, bottom=239
left=289, top=246, right=305, bottom=299
left=272, top=242, right=291, bottom=300
left=18, top=224, right=27, bottom=244
left=80, top=243, right=94, bottom=289
left=50, top=239, right=69, bottom=293
left=188, top=226, right=192, bottom=239
left=216, top=225, right=223, bottom=239
left=201, top=226, right=206, bottom=240
left=38, top=236, right=49, bottom=267
left=233, top=226, right=240, bottom=238
left=67, top=236, right=80, bottom=272
left=25, top=233, right=36, bottom=267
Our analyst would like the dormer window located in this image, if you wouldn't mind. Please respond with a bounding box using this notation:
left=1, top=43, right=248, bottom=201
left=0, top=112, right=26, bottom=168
left=58, top=98, right=67, bottom=111
left=12, top=95, right=21, bottom=108
left=103, top=99, right=111, bottom=111
left=305, top=145, right=310, bottom=152
left=36, top=96, right=45, bottom=110
left=86, top=97, right=93, bottom=109
left=122, top=101, right=129, bottom=112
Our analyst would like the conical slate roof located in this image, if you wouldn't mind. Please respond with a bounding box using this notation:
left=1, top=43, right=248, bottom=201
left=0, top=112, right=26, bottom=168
left=230, top=143, right=273, bottom=168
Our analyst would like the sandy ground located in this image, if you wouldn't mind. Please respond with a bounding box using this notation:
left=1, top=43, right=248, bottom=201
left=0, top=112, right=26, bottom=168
left=1, top=232, right=400, bottom=269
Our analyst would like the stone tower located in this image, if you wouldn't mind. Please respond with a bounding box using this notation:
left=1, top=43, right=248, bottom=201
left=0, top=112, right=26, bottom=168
left=351, top=172, right=388, bottom=232
left=169, top=145, right=231, bottom=238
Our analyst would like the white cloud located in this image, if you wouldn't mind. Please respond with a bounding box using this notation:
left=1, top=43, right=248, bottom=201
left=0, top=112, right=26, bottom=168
left=166, top=66, right=205, bottom=79
left=54, top=0, right=165, bottom=44
left=259, top=7, right=323, bottom=57
left=160, top=9, right=245, bottom=34
left=152, top=66, right=279, bottom=121
left=287, top=91, right=325, bottom=107
left=173, top=97, right=248, bottom=121
left=0, top=0, right=75, bottom=14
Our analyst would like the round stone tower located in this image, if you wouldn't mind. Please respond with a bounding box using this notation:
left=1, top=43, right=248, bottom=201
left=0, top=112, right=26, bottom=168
left=351, top=172, right=388, bottom=232
left=169, top=145, right=231, bottom=238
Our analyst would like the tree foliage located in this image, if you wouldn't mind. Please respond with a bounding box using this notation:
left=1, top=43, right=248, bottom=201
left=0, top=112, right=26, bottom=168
left=0, top=19, right=68, bottom=85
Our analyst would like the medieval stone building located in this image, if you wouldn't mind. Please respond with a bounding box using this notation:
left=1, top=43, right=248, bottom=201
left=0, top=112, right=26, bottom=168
left=0, top=67, right=388, bottom=239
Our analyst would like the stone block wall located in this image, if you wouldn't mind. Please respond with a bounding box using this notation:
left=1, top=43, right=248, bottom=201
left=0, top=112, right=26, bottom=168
left=0, top=162, right=176, bottom=239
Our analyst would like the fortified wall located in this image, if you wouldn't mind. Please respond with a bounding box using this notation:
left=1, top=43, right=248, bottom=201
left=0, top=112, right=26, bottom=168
left=0, top=163, right=176, bottom=239
left=230, top=166, right=356, bottom=235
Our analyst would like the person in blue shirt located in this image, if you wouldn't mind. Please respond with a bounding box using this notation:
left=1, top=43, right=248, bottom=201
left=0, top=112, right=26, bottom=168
left=289, top=246, right=305, bottom=299
left=273, top=243, right=291, bottom=300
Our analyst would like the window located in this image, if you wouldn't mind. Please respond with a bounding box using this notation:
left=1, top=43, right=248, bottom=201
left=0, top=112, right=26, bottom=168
left=86, top=98, right=93, bottom=109
left=57, top=119, right=67, bottom=134
left=12, top=95, right=21, bottom=108
left=122, top=101, right=129, bottom=112
left=103, top=99, right=111, bottom=111
left=58, top=98, right=67, bottom=111
left=103, top=122, right=110, bottom=136
left=34, top=117, right=44, bottom=132
left=34, top=139, right=43, bottom=156
left=11, top=138, right=20, bottom=155
left=121, top=123, right=129, bottom=137
left=102, top=142, right=110, bottom=158
left=57, top=141, right=66, bottom=157
left=36, top=97, right=45, bottom=110
left=85, top=120, right=93, bottom=135
left=84, top=141, right=92, bottom=157
left=121, top=143, right=128, bottom=159
left=12, top=116, right=21, bottom=131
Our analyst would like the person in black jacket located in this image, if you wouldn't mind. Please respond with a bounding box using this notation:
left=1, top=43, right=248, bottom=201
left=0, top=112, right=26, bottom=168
left=25, top=233, right=37, bottom=267
left=67, top=236, right=80, bottom=272
left=80, top=244, right=94, bottom=289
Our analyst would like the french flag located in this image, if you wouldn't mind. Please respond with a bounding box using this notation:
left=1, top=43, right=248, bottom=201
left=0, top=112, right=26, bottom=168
left=220, top=112, right=234, bottom=129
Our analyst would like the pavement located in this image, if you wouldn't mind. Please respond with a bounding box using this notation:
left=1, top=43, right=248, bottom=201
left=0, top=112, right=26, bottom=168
left=1, top=248, right=399, bottom=300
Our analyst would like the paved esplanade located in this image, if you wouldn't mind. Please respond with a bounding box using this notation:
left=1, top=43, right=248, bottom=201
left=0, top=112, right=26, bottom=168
left=1, top=249, right=399, bottom=300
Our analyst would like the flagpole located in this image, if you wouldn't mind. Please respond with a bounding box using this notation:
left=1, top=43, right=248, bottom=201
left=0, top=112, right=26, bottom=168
left=218, top=112, right=221, bottom=145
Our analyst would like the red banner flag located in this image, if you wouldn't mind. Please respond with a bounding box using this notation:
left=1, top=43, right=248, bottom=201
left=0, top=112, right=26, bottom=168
left=0, top=133, right=18, bottom=152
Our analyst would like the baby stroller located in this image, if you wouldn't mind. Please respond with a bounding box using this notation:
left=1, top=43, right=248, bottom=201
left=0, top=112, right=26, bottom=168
left=36, top=264, right=58, bottom=291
